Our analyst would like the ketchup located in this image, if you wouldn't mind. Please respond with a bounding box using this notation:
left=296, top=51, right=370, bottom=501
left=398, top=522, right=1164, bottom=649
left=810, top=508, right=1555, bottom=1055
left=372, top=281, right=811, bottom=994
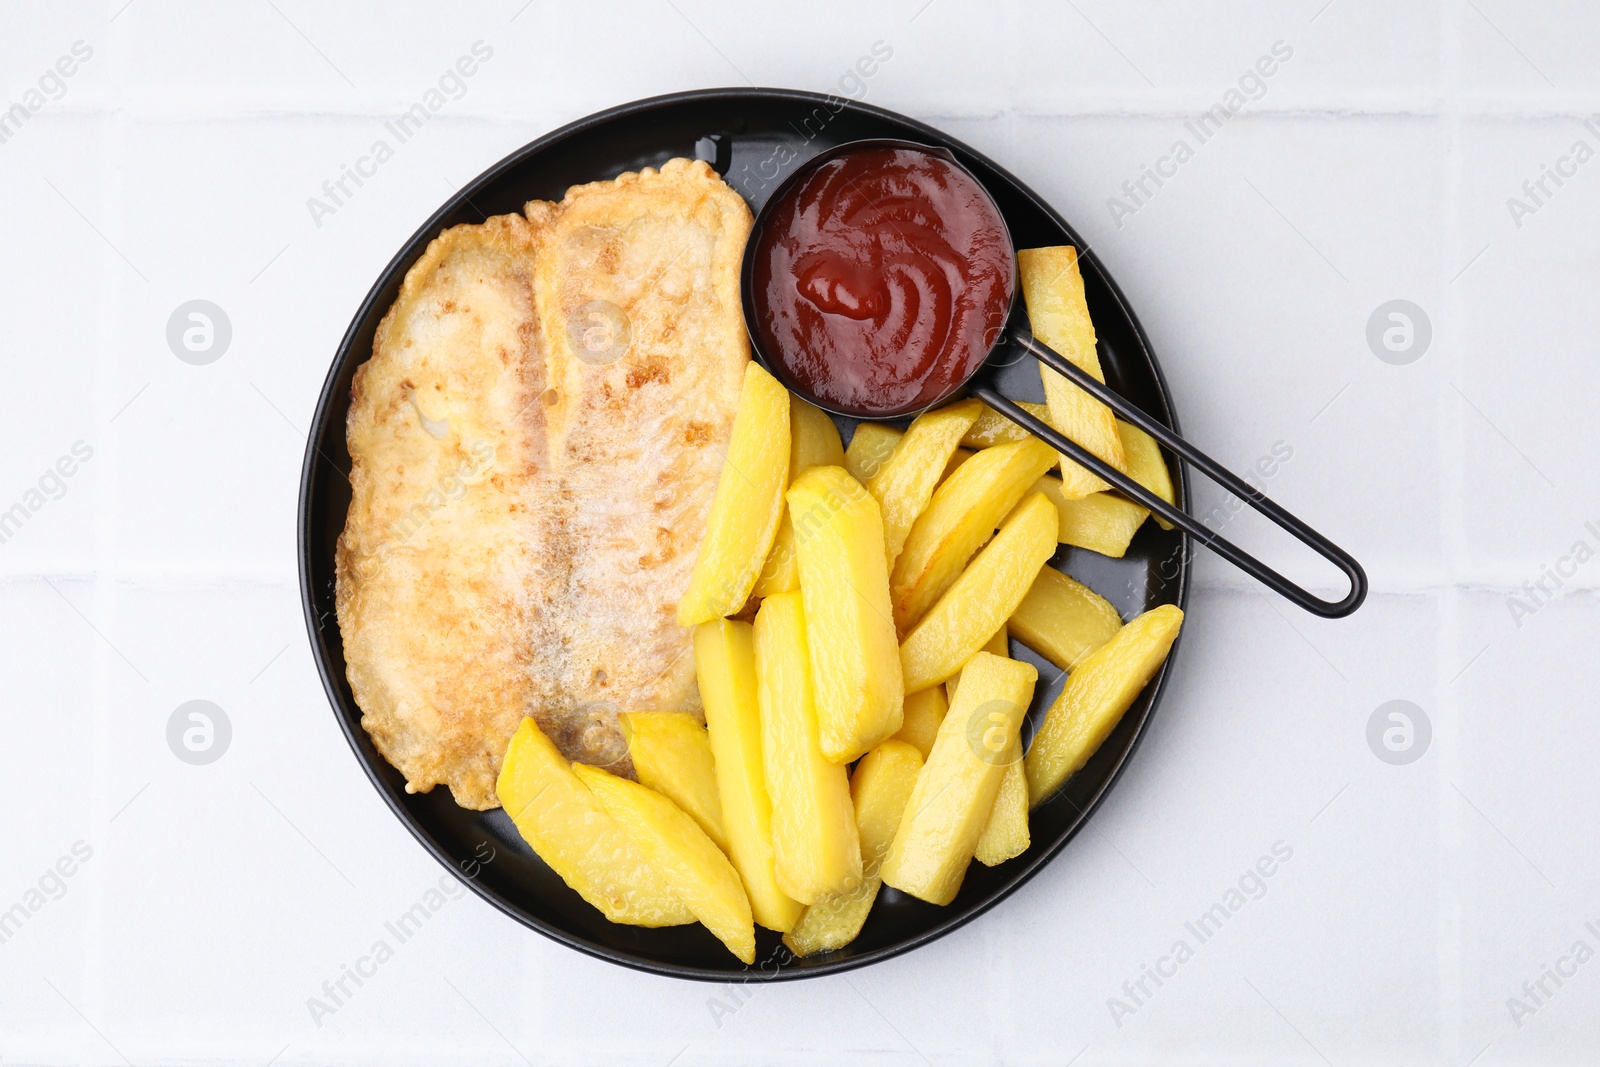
left=749, top=146, right=1015, bottom=417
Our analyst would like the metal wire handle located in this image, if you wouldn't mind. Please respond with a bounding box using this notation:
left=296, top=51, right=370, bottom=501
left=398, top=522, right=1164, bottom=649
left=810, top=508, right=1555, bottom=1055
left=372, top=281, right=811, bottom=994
left=972, top=332, right=1367, bottom=619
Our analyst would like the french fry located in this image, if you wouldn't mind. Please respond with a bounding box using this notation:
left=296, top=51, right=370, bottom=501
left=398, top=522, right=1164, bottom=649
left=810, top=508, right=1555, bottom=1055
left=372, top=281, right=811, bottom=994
left=946, top=625, right=1008, bottom=707
left=789, top=466, right=905, bottom=763
left=961, top=401, right=1052, bottom=450
left=1117, top=419, right=1175, bottom=530
left=1008, top=566, right=1122, bottom=672
left=753, top=396, right=848, bottom=597
left=1034, top=477, right=1148, bottom=558
left=867, top=400, right=983, bottom=567
left=784, top=740, right=923, bottom=957
left=891, top=437, right=1058, bottom=632
left=573, top=763, right=756, bottom=964
left=942, top=446, right=973, bottom=483
left=1026, top=604, right=1183, bottom=807
left=621, top=711, right=728, bottom=854
left=753, top=515, right=801, bottom=598
left=791, top=396, right=846, bottom=471
left=962, top=408, right=1172, bottom=523
left=972, top=417, right=1173, bottom=548
left=893, top=686, right=949, bottom=760
left=679, top=363, right=790, bottom=624
left=982, top=625, right=1009, bottom=658
left=694, top=619, right=803, bottom=932
left=753, top=592, right=862, bottom=903
left=1020, top=246, right=1125, bottom=497
left=974, top=743, right=1028, bottom=866
left=882, top=653, right=1037, bottom=905
left=843, top=423, right=903, bottom=484
left=900, top=493, right=1058, bottom=694
left=497, top=719, right=693, bottom=927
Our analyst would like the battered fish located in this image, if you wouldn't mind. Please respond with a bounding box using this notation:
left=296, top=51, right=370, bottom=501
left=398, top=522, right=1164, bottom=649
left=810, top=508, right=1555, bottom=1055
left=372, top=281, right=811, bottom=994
left=337, top=159, right=752, bottom=810
left=526, top=161, right=752, bottom=780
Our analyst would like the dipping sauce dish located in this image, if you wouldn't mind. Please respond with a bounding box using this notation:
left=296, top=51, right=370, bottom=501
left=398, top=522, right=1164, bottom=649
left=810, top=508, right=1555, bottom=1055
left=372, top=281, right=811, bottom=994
left=747, top=142, right=1015, bottom=418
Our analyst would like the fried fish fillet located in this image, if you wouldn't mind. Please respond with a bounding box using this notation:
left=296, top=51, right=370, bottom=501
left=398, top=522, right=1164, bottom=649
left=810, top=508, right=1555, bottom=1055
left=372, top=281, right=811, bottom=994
left=337, top=212, right=549, bottom=810
left=337, top=159, right=752, bottom=810
left=526, top=160, right=752, bottom=780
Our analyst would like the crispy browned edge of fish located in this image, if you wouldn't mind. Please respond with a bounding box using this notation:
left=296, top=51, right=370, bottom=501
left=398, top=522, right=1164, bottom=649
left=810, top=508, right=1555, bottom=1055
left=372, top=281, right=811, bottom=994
left=334, top=212, right=544, bottom=811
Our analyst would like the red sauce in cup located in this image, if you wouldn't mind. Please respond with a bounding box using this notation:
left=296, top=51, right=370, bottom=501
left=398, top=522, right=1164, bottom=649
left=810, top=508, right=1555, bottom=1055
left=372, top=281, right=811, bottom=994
left=749, top=146, right=1015, bottom=417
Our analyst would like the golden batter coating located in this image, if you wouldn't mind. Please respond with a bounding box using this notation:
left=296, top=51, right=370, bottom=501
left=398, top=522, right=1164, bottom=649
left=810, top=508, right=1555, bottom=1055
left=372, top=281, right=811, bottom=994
left=337, top=159, right=752, bottom=810
left=527, top=159, right=753, bottom=778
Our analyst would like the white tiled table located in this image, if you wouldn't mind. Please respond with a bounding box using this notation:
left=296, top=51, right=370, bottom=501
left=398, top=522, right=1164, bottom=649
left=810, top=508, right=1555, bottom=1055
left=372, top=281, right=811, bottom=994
left=3, top=2, right=1596, bottom=1063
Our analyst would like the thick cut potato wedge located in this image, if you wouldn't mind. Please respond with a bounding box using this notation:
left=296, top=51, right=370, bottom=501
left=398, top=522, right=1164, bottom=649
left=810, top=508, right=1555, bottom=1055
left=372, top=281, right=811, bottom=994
left=962, top=401, right=1053, bottom=450
left=620, top=711, right=727, bottom=854
left=893, top=685, right=949, bottom=760
left=788, top=466, right=905, bottom=763
left=791, top=396, right=847, bottom=471
left=753, top=593, right=862, bottom=903
left=693, top=619, right=804, bottom=931
left=945, top=625, right=1008, bottom=706
left=882, top=653, right=1037, bottom=905
left=753, top=397, right=849, bottom=597
left=900, top=493, right=1058, bottom=694
left=1008, top=566, right=1122, bottom=672
left=974, top=745, right=1028, bottom=866
left=679, top=363, right=791, bottom=624
left=942, top=446, right=973, bottom=483
left=867, top=400, right=983, bottom=567
left=843, top=423, right=903, bottom=485
left=977, top=420, right=1171, bottom=545
left=573, top=763, right=756, bottom=964
left=1020, top=246, right=1125, bottom=497
left=1026, top=604, right=1183, bottom=807
left=753, top=515, right=800, bottom=597
left=891, top=437, right=1058, bottom=632
left=784, top=740, right=923, bottom=957
left=1035, top=477, right=1148, bottom=558
left=1117, top=419, right=1175, bottom=530
left=497, top=719, right=692, bottom=927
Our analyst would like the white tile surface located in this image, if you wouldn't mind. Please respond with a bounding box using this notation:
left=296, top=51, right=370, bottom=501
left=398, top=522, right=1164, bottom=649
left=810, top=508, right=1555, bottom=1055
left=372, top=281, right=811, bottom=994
left=2, top=1, right=1596, bottom=1063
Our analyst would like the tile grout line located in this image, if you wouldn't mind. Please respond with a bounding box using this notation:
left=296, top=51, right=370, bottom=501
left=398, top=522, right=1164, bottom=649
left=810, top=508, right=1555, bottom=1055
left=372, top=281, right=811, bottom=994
left=85, top=14, right=139, bottom=1033
left=27, top=97, right=1600, bottom=123
left=1438, top=1, right=1467, bottom=1061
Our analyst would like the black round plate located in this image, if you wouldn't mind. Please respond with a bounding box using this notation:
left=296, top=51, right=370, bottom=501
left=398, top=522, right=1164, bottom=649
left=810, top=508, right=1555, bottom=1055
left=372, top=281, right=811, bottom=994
left=298, top=88, right=1190, bottom=981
